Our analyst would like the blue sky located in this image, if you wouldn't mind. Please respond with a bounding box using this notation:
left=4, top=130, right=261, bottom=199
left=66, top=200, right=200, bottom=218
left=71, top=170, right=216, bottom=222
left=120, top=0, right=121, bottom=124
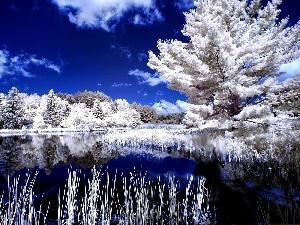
left=0, top=0, right=299, bottom=107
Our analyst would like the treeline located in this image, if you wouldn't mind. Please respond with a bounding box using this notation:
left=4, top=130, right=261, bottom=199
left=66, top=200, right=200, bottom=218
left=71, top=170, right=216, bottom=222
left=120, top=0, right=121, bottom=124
left=0, top=87, right=185, bottom=130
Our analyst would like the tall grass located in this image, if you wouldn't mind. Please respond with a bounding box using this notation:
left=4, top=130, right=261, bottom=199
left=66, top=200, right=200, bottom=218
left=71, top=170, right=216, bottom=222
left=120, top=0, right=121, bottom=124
left=0, top=170, right=49, bottom=225
left=0, top=167, right=214, bottom=225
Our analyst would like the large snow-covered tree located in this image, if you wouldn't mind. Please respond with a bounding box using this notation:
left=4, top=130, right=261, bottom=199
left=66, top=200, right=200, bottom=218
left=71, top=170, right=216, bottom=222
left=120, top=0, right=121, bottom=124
left=148, top=0, right=300, bottom=120
left=1, top=87, right=26, bottom=129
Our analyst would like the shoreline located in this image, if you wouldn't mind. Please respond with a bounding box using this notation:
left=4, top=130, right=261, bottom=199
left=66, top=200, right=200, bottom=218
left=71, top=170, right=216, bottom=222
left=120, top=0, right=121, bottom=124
left=0, top=128, right=108, bottom=136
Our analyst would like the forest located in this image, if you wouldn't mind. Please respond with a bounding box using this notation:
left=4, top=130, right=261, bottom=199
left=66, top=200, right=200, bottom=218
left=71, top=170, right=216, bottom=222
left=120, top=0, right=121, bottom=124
left=0, top=87, right=185, bottom=130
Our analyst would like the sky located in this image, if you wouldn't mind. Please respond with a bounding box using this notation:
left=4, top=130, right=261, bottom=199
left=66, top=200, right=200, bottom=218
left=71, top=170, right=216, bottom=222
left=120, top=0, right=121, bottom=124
left=0, top=0, right=299, bottom=112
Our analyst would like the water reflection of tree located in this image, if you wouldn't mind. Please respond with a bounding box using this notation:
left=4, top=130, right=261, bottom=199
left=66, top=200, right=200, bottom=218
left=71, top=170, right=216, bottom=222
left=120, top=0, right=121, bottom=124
left=0, top=134, right=122, bottom=175
left=64, top=140, right=119, bottom=168
left=0, top=136, right=26, bottom=175
left=41, top=136, right=71, bottom=175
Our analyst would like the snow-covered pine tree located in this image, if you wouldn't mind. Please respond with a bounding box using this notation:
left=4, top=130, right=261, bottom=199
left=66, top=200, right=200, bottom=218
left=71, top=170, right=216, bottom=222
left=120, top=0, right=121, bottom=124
left=43, top=89, right=62, bottom=128
left=1, top=87, right=26, bottom=129
left=148, top=0, right=300, bottom=121
left=92, top=99, right=104, bottom=120
left=0, top=93, right=5, bottom=128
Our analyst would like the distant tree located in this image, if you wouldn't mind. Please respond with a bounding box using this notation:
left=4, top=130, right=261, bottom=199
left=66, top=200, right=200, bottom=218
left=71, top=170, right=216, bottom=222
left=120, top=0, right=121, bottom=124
left=56, top=92, right=77, bottom=105
left=60, top=103, right=103, bottom=129
left=92, top=99, right=104, bottom=120
left=155, top=112, right=185, bottom=124
left=148, top=0, right=300, bottom=122
left=22, top=93, right=42, bottom=127
left=111, top=101, right=118, bottom=113
left=43, top=90, right=70, bottom=128
left=0, top=93, right=5, bottom=128
left=74, top=91, right=112, bottom=108
left=131, top=102, right=156, bottom=123
left=115, top=99, right=130, bottom=111
left=108, top=109, right=141, bottom=128
left=269, top=73, right=300, bottom=118
left=1, top=87, right=26, bottom=129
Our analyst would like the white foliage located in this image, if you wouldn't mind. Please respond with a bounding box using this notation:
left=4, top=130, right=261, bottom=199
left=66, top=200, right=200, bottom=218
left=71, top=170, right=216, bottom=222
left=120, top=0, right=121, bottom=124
left=148, top=0, right=300, bottom=120
left=1, top=87, right=26, bottom=129
left=114, top=99, right=130, bottom=111
left=183, top=110, right=203, bottom=128
left=61, top=103, right=103, bottom=129
left=22, top=93, right=42, bottom=120
left=234, top=104, right=272, bottom=120
left=105, top=108, right=141, bottom=128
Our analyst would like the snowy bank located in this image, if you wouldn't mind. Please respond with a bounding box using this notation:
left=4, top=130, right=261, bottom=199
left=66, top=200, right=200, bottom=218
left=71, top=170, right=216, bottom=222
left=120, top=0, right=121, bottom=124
left=0, top=127, right=107, bottom=136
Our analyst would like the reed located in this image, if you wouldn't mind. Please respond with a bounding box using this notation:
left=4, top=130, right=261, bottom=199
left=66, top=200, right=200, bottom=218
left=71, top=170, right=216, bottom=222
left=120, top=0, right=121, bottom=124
left=0, top=167, right=214, bottom=225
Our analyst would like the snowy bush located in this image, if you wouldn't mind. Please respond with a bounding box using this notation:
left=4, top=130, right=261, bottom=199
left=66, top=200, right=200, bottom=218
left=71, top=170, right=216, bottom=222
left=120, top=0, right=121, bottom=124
left=60, top=103, right=104, bottom=129
left=105, top=108, right=141, bottom=128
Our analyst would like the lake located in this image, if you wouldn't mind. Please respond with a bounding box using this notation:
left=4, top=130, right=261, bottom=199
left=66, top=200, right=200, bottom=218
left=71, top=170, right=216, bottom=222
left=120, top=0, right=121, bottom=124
left=0, top=131, right=299, bottom=224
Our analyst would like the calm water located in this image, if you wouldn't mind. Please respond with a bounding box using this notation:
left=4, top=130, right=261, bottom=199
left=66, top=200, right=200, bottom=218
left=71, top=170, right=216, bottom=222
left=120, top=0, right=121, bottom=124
left=0, top=132, right=299, bottom=224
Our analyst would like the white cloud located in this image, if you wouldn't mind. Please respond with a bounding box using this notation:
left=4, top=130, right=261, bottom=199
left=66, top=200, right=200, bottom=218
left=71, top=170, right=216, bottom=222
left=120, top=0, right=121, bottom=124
left=52, top=0, right=163, bottom=31
left=111, top=45, right=132, bottom=59
left=174, top=0, right=195, bottom=10
left=152, top=100, right=192, bottom=114
left=128, top=69, right=167, bottom=86
left=138, top=52, right=148, bottom=62
left=279, top=58, right=300, bottom=81
left=0, top=49, right=61, bottom=79
left=132, top=8, right=163, bottom=25
left=46, top=64, right=61, bottom=73
left=0, top=50, right=8, bottom=78
left=156, top=91, right=164, bottom=96
left=112, top=82, right=132, bottom=87
left=120, top=47, right=132, bottom=59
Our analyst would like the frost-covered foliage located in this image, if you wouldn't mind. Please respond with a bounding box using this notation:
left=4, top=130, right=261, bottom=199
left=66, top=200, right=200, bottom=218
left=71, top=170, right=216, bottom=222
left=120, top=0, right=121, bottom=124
left=43, top=90, right=70, bottom=128
left=0, top=87, right=26, bottom=129
left=92, top=99, right=104, bottom=120
left=131, top=102, right=156, bottom=123
left=74, top=90, right=112, bottom=108
left=0, top=87, right=185, bottom=130
left=183, top=104, right=219, bottom=128
left=104, top=100, right=141, bottom=128
left=22, top=93, right=41, bottom=124
left=269, top=73, right=300, bottom=118
left=148, top=0, right=300, bottom=120
left=147, top=0, right=300, bottom=156
left=0, top=88, right=144, bottom=130
left=153, top=112, right=186, bottom=125
left=0, top=93, right=6, bottom=128
left=60, top=103, right=103, bottom=129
